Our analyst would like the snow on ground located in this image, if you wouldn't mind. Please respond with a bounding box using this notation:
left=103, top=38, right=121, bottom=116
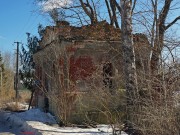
left=27, top=122, right=128, bottom=135
left=2, top=111, right=41, bottom=135
left=15, top=108, right=57, bottom=124
left=2, top=108, right=127, bottom=135
left=0, top=111, right=18, bottom=134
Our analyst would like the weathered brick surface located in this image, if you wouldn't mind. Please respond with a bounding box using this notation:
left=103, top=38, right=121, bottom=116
left=33, top=21, right=150, bottom=117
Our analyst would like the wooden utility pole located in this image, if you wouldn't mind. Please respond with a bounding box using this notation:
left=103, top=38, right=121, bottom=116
left=14, top=42, right=20, bottom=99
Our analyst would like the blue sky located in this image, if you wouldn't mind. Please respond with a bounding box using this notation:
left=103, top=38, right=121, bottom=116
left=0, top=0, right=179, bottom=55
left=0, top=0, right=48, bottom=53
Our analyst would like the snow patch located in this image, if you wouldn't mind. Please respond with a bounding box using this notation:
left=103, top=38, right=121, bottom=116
left=1, top=109, right=128, bottom=135
left=15, top=108, right=57, bottom=124
left=2, top=112, right=41, bottom=135
left=27, top=122, right=128, bottom=135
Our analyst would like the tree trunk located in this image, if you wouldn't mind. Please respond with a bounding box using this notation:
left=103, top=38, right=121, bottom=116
left=150, top=32, right=164, bottom=74
left=150, top=0, right=180, bottom=74
left=28, top=89, right=35, bottom=110
left=121, top=0, right=138, bottom=122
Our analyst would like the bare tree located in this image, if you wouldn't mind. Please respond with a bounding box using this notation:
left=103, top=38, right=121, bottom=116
left=36, top=0, right=120, bottom=26
left=0, top=52, right=15, bottom=107
left=135, top=0, right=180, bottom=74
left=79, top=0, right=98, bottom=24
left=105, top=0, right=120, bottom=28
left=120, top=0, right=138, bottom=125
left=151, top=0, right=180, bottom=72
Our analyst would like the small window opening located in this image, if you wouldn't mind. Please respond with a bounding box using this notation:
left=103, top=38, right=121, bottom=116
left=103, top=62, right=113, bottom=88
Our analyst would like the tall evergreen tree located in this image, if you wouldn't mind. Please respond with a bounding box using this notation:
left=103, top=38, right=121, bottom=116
left=20, top=33, right=39, bottom=109
left=20, top=33, right=39, bottom=90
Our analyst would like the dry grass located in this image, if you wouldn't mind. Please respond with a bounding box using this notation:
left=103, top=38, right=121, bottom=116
left=129, top=66, right=180, bottom=135
left=18, top=90, right=31, bottom=104
left=0, top=90, right=31, bottom=111
left=0, top=66, right=15, bottom=108
left=134, top=99, right=179, bottom=135
left=0, top=88, right=15, bottom=108
left=5, top=102, right=24, bottom=112
left=0, top=78, right=31, bottom=111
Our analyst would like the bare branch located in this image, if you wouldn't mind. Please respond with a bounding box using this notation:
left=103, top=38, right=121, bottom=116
left=165, top=16, right=180, bottom=30
left=110, top=0, right=119, bottom=28
left=159, top=0, right=172, bottom=29
left=112, top=0, right=121, bottom=15
left=164, top=44, right=175, bottom=63
left=79, top=0, right=97, bottom=24
left=79, top=0, right=92, bottom=18
left=131, top=0, right=137, bottom=14
left=105, top=0, right=113, bottom=23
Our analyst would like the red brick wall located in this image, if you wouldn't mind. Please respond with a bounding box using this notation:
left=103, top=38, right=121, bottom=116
left=69, top=56, right=96, bottom=82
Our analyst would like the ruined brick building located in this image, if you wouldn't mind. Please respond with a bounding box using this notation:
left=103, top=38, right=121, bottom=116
left=33, top=21, right=150, bottom=122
